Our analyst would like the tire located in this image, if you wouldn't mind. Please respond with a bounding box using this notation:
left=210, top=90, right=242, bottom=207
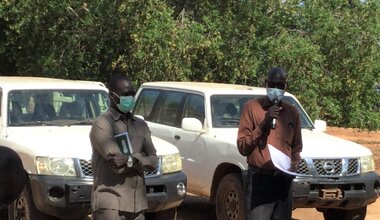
left=323, top=206, right=366, bottom=220
left=146, top=208, right=177, bottom=220
left=215, top=173, right=245, bottom=220
left=8, top=185, right=53, bottom=220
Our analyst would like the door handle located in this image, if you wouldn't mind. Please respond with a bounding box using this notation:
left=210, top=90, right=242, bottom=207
left=174, top=135, right=181, bottom=140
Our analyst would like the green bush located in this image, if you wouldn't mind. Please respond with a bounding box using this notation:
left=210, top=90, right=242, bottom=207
left=0, top=0, right=379, bottom=130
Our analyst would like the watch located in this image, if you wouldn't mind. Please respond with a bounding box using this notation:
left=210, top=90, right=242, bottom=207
left=127, top=155, right=133, bottom=168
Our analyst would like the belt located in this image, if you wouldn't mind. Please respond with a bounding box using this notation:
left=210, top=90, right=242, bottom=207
left=248, top=165, right=285, bottom=176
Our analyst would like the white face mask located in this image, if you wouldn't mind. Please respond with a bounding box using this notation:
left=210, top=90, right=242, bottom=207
left=266, top=88, right=285, bottom=103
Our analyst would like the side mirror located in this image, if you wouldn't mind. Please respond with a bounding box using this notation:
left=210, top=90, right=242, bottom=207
left=314, top=119, right=327, bottom=132
left=182, top=118, right=203, bottom=133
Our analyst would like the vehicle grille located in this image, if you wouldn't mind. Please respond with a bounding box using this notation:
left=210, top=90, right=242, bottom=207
left=144, top=160, right=161, bottom=178
left=80, top=159, right=93, bottom=177
left=296, top=159, right=309, bottom=175
left=296, top=158, right=359, bottom=177
left=79, top=158, right=161, bottom=178
left=314, top=159, right=342, bottom=176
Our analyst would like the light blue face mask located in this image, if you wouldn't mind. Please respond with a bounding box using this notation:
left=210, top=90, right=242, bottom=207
left=116, top=96, right=135, bottom=113
left=266, top=88, right=285, bottom=103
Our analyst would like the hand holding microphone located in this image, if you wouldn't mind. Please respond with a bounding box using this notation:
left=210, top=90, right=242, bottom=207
left=271, top=100, right=279, bottom=129
left=260, top=102, right=280, bottom=131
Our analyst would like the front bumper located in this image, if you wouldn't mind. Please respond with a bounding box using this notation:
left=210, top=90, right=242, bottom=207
left=293, top=171, right=380, bottom=210
left=145, top=171, right=187, bottom=212
left=29, top=171, right=186, bottom=218
left=29, top=175, right=92, bottom=219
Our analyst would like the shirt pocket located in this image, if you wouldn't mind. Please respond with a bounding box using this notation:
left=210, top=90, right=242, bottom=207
left=283, top=118, right=295, bottom=148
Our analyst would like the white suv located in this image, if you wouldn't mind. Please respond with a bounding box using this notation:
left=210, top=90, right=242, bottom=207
left=133, top=81, right=380, bottom=220
left=0, top=77, right=186, bottom=220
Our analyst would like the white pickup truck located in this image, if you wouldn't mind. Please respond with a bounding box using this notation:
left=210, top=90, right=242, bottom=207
left=0, top=77, right=186, bottom=220
left=133, top=81, right=380, bottom=220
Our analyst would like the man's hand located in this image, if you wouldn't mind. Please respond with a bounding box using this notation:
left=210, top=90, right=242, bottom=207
left=107, top=153, right=138, bottom=169
left=288, top=162, right=299, bottom=172
left=260, top=105, right=280, bottom=131
left=107, top=153, right=128, bottom=169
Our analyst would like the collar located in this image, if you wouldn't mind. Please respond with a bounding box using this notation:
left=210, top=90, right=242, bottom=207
left=110, top=107, right=135, bottom=122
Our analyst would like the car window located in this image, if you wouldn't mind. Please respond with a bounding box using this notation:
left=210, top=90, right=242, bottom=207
left=210, top=95, right=314, bottom=129
left=155, top=91, right=186, bottom=127
left=134, top=89, right=161, bottom=120
left=8, top=90, right=109, bottom=126
left=282, top=96, right=314, bottom=129
left=182, top=94, right=205, bottom=125
left=211, top=95, right=249, bottom=128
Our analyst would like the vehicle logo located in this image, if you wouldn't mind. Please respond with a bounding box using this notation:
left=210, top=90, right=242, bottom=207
left=322, top=161, right=335, bottom=174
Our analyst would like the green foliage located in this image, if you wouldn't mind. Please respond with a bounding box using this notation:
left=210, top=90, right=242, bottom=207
left=298, top=0, right=380, bottom=129
left=0, top=0, right=379, bottom=130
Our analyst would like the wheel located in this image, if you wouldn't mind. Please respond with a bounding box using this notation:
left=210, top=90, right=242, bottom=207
left=215, top=173, right=245, bottom=220
left=323, top=206, right=366, bottom=220
left=8, top=185, right=52, bottom=220
left=146, top=208, right=177, bottom=220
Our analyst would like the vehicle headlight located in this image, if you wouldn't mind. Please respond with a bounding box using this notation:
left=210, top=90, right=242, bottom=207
left=161, top=153, right=182, bottom=174
left=36, top=157, right=76, bottom=176
left=360, top=156, right=375, bottom=173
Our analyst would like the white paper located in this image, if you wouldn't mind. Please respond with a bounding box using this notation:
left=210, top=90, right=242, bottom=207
left=268, top=144, right=298, bottom=176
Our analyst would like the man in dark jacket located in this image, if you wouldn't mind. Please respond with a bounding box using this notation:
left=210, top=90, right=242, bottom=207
left=0, top=146, right=26, bottom=206
left=90, top=76, right=157, bottom=220
left=237, top=67, right=302, bottom=220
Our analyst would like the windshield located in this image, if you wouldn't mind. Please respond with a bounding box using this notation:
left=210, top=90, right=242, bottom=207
left=210, top=95, right=314, bottom=129
left=8, top=90, right=109, bottom=126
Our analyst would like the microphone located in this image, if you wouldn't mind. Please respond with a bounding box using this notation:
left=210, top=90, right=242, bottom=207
left=271, top=99, right=278, bottom=129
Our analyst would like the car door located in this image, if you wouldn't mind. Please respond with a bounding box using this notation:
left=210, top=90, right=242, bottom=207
left=134, top=89, right=209, bottom=193
left=133, top=88, right=186, bottom=152
left=171, top=93, right=210, bottom=194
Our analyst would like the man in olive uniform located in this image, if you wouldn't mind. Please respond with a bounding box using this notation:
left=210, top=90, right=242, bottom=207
left=90, top=75, right=157, bottom=220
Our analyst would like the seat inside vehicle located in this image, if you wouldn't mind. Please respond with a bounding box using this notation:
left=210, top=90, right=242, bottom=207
left=59, top=102, right=83, bottom=119
left=9, top=101, right=23, bottom=125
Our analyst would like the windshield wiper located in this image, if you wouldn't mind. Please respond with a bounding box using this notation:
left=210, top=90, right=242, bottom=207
left=65, top=119, right=94, bottom=126
left=14, top=119, right=94, bottom=126
left=45, top=119, right=93, bottom=126
left=14, top=121, right=58, bottom=126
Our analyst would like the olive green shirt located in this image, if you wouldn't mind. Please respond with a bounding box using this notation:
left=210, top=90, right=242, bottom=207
left=90, top=108, right=157, bottom=213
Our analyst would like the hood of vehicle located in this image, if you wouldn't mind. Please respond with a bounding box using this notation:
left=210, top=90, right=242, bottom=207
left=210, top=128, right=372, bottom=158
left=301, top=129, right=372, bottom=158
left=151, top=136, right=179, bottom=155
left=5, top=126, right=93, bottom=160
left=5, top=127, right=176, bottom=159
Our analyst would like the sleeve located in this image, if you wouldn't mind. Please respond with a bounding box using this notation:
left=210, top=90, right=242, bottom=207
left=132, top=123, right=157, bottom=172
left=90, top=116, right=126, bottom=173
left=236, top=101, right=265, bottom=156
left=291, top=110, right=303, bottom=164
